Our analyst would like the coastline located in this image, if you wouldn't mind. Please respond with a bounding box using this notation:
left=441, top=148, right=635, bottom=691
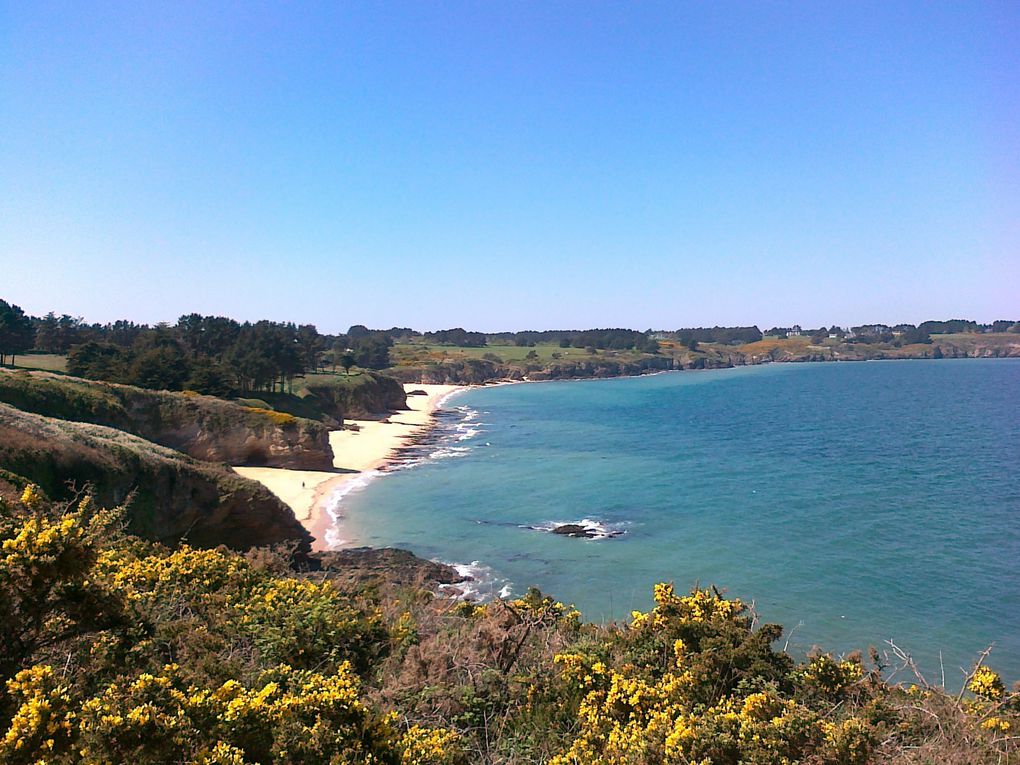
left=235, top=383, right=465, bottom=551
left=233, top=356, right=1020, bottom=552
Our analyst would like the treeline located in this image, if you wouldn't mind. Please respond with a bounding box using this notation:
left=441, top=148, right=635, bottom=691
left=483, top=328, right=660, bottom=352
left=422, top=327, right=488, bottom=347
left=64, top=317, right=399, bottom=395
left=397, top=327, right=659, bottom=353
left=7, top=298, right=1020, bottom=386
left=0, top=300, right=34, bottom=366
left=761, top=319, right=1020, bottom=345
left=66, top=319, right=315, bottom=395
left=668, top=326, right=764, bottom=346
left=10, top=303, right=401, bottom=395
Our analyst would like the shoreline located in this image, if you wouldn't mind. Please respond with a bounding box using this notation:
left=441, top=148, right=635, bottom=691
left=235, top=357, right=1020, bottom=551
left=235, top=383, right=466, bottom=551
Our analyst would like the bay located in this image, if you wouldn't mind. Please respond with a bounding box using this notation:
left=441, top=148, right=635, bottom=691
left=339, top=359, right=1020, bottom=684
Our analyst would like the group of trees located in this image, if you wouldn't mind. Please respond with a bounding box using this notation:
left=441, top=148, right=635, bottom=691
left=483, top=328, right=659, bottom=352
left=0, top=300, right=34, bottom=366
left=66, top=318, right=317, bottom=395
left=8, top=295, right=1020, bottom=388
left=672, top=326, right=764, bottom=346
left=0, top=299, right=404, bottom=395
left=421, top=328, right=488, bottom=347
left=61, top=316, right=394, bottom=396
left=563, top=328, right=660, bottom=352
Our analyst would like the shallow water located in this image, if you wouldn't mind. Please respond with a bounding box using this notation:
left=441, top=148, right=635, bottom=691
left=338, top=359, right=1020, bottom=684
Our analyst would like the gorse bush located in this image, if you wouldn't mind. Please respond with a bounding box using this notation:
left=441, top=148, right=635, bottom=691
left=0, top=487, right=462, bottom=764
left=1, top=485, right=1017, bottom=763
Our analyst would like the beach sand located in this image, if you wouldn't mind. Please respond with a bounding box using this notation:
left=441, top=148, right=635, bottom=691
left=234, top=383, right=463, bottom=550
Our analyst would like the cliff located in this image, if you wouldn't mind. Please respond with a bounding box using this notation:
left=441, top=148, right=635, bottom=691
left=0, top=402, right=312, bottom=552
left=302, top=371, right=408, bottom=418
left=389, top=355, right=677, bottom=384
left=0, top=369, right=334, bottom=469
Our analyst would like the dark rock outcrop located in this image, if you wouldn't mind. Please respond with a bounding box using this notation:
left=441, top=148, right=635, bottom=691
left=551, top=524, right=597, bottom=538
left=0, top=403, right=312, bottom=553
left=311, top=547, right=464, bottom=590
left=0, top=370, right=333, bottom=469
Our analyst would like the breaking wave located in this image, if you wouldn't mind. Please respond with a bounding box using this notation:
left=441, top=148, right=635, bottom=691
left=524, top=518, right=627, bottom=540
left=438, top=560, right=513, bottom=601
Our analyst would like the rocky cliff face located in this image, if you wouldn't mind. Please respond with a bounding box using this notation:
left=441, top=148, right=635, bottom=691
left=0, top=370, right=333, bottom=469
left=0, top=403, right=313, bottom=553
left=387, top=356, right=676, bottom=384
left=387, top=359, right=503, bottom=385
left=513, top=356, right=674, bottom=380
left=303, top=372, right=407, bottom=418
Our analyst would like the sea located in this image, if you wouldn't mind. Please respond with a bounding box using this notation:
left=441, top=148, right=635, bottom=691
left=334, top=359, right=1020, bottom=686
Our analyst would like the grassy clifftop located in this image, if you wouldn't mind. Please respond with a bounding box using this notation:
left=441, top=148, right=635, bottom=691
left=0, top=402, right=312, bottom=551
left=300, top=370, right=408, bottom=419
left=0, top=369, right=334, bottom=469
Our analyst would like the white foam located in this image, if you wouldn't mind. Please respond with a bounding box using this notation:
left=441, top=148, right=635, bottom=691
left=527, top=517, right=626, bottom=540
left=438, top=560, right=513, bottom=602
left=322, top=469, right=381, bottom=548
left=324, top=400, right=484, bottom=546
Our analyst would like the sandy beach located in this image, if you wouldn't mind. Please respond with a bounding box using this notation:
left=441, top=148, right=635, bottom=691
left=234, top=383, right=463, bottom=551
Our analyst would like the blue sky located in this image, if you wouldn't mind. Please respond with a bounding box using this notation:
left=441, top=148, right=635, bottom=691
left=2, top=2, right=1017, bottom=332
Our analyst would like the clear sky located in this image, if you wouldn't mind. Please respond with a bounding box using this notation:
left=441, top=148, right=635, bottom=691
left=2, top=2, right=1018, bottom=333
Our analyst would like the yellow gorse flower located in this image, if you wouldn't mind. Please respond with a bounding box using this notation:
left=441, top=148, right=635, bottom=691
left=969, top=666, right=1005, bottom=701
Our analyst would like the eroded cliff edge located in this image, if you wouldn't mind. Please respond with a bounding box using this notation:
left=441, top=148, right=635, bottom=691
left=0, top=369, right=334, bottom=469
left=0, top=403, right=313, bottom=552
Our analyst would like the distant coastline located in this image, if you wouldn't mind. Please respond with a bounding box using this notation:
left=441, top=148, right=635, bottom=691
left=387, top=333, right=1020, bottom=386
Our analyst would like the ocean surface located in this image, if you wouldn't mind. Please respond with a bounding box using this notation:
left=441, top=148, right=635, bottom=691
left=336, top=359, right=1020, bottom=685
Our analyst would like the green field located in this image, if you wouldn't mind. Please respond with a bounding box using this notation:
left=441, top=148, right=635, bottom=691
left=11, top=353, right=67, bottom=372
left=391, top=341, right=648, bottom=367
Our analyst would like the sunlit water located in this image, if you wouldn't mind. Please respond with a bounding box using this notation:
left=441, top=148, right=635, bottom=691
left=336, top=359, right=1020, bottom=684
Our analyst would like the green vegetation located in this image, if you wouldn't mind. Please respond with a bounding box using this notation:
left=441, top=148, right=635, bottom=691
left=386, top=330, right=1020, bottom=385
left=299, top=370, right=408, bottom=419
left=2, top=485, right=1017, bottom=763
left=1, top=334, right=1018, bottom=761
left=0, top=369, right=334, bottom=470
left=7, top=297, right=1020, bottom=392
left=0, top=300, right=34, bottom=368
left=391, top=341, right=637, bottom=366
left=0, top=404, right=311, bottom=551
left=11, top=353, right=67, bottom=373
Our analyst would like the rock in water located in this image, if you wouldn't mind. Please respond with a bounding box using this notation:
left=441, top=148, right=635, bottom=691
left=551, top=523, right=597, bottom=538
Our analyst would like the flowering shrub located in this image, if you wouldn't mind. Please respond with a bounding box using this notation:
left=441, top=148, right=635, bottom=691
left=1, top=487, right=1017, bottom=764
left=969, top=665, right=1005, bottom=701
left=550, top=586, right=859, bottom=764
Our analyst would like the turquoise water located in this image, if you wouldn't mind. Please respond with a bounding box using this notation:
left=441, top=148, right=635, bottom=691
left=339, top=359, right=1020, bottom=684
